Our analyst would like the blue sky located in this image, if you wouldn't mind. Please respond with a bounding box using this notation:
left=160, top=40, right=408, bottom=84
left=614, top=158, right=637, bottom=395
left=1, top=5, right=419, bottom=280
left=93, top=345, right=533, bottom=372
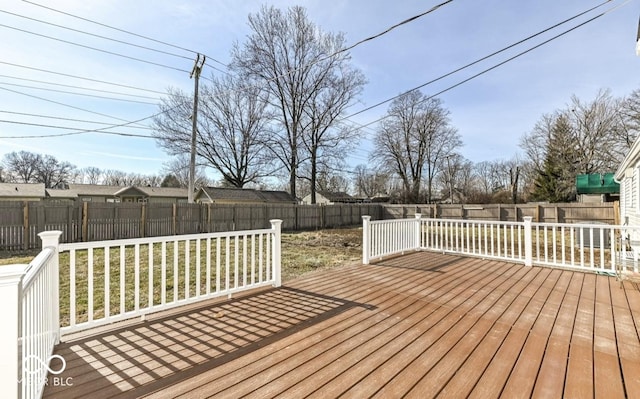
left=1, top=0, right=639, bottom=180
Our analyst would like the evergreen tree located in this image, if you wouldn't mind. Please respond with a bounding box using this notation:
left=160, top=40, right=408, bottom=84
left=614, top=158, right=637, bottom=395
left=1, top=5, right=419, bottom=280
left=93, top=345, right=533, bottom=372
left=531, top=113, right=578, bottom=202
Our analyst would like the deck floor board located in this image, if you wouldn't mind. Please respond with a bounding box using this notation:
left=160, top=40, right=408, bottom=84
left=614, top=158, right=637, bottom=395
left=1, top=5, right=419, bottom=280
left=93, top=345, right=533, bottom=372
left=43, top=252, right=640, bottom=399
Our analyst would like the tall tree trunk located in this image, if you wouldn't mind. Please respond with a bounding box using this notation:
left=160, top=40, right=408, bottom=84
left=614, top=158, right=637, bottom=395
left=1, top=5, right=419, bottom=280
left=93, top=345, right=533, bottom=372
left=310, top=150, right=317, bottom=204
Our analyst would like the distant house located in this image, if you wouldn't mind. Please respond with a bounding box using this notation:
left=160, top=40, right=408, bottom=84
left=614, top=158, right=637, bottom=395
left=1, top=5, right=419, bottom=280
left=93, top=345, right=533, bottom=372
left=46, top=184, right=189, bottom=204
left=194, top=187, right=296, bottom=205
left=0, top=183, right=45, bottom=201
left=302, top=191, right=366, bottom=205
left=575, top=173, right=620, bottom=203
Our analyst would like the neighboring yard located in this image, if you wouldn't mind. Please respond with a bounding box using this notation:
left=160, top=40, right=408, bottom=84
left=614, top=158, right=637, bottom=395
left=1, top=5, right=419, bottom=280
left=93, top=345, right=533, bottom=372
left=1, top=227, right=363, bottom=327
left=0, top=228, right=363, bottom=278
left=280, top=227, right=362, bottom=281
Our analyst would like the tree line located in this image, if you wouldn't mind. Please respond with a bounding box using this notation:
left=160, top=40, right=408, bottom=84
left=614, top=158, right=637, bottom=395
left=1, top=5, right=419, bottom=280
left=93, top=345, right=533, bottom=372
left=0, top=151, right=209, bottom=188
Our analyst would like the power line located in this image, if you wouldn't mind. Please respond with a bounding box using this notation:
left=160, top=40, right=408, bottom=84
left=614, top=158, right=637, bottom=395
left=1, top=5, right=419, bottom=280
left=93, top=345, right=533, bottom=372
left=345, top=0, right=614, bottom=119
left=17, top=0, right=456, bottom=96
left=0, top=119, right=155, bottom=135
left=21, top=0, right=230, bottom=70
left=0, top=110, right=155, bottom=130
left=240, top=0, right=456, bottom=95
left=0, top=74, right=160, bottom=100
left=0, top=86, right=150, bottom=127
left=0, top=99, right=184, bottom=139
left=0, top=125, right=153, bottom=139
left=0, top=81, right=159, bottom=105
left=0, top=9, right=194, bottom=62
left=358, top=0, right=629, bottom=130
left=0, top=106, right=179, bottom=139
left=0, top=23, right=192, bottom=74
left=341, top=0, right=453, bottom=55
left=0, top=60, right=167, bottom=95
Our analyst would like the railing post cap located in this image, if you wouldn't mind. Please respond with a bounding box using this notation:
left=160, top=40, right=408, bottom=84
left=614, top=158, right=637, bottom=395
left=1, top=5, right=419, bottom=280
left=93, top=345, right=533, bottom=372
left=269, top=219, right=283, bottom=226
left=415, top=213, right=422, bottom=219
left=362, top=215, right=371, bottom=221
left=523, top=216, right=533, bottom=222
left=38, top=230, right=63, bottom=240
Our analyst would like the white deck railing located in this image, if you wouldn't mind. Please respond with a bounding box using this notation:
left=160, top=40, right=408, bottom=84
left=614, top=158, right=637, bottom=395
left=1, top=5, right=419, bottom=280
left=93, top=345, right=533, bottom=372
left=0, top=231, right=62, bottom=399
left=363, top=214, right=639, bottom=274
left=58, top=219, right=283, bottom=336
left=0, top=221, right=282, bottom=399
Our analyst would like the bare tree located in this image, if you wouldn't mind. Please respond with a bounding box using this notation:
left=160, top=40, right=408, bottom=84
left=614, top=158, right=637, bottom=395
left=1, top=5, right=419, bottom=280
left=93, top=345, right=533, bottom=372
left=35, top=154, right=76, bottom=188
left=2, top=151, right=40, bottom=183
left=472, top=161, right=496, bottom=200
left=2, top=151, right=76, bottom=188
left=102, top=170, right=129, bottom=186
left=372, top=90, right=461, bottom=203
left=231, top=5, right=365, bottom=199
left=161, top=155, right=209, bottom=188
left=82, top=167, right=103, bottom=185
left=521, top=89, right=626, bottom=177
left=300, top=63, right=366, bottom=203
left=153, top=75, right=272, bottom=187
left=315, top=169, right=351, bottom=194
left=353, top=164, right=391, bottom=198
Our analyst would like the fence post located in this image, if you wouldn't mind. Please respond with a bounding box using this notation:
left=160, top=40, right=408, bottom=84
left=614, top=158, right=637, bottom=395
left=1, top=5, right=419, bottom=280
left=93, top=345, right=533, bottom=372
left=0, top=263, right=27, bottom=399
left=38, top=230, right=62, bottom=344
left=140, top=203, right=147, bottom=238
left=82, top=202, right=88, bottom=242
left=414, top=213, right=422, bottom=250
left=22, top=201, right=29, bottom=250
left=172, top=203, right=177, bottom=235
left=524, top=216, right=533, bottom=267
left=362, top=215, right=371, bottom=265
left=270, top=219, right=283, bottom=287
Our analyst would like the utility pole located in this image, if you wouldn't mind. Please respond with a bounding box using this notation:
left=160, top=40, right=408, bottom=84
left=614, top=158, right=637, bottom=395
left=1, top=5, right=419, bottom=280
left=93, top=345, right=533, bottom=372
left=188, top=53, right=206, bottom=203
left=446, top=155, right=453, bottom=204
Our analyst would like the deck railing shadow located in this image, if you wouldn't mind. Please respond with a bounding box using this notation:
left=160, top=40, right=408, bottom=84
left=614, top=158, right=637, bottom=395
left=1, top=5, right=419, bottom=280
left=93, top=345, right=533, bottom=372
left=373, top=255, right=461, bottom=273
left=44, top=286, right=373, bottom=398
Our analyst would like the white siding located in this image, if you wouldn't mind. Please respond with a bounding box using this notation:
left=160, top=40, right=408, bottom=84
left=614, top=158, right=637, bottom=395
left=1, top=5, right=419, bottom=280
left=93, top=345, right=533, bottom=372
left=623, top=166, right=640, bottom=231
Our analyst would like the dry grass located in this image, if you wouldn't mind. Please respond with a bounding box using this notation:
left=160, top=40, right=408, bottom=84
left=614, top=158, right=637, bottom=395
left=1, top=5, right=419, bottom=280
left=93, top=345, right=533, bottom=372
left=0, top=228, right=363, bottom=272
left=281, top=227, right=362, bottom=281
left=1, top=228, right=363, bottom=326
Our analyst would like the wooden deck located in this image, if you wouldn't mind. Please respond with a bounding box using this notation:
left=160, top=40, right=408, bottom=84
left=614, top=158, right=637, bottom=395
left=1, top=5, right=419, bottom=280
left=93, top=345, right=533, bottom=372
left=44, top=252, right=640, bottom=398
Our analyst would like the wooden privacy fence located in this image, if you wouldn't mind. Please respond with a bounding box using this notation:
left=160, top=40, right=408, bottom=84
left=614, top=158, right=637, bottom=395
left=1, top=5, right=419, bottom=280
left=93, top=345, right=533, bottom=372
left=0, top=201, right=383, bottom=250
left=0, top=201, right=617, bottom=251
left=382, top=202, right=618, bottom=225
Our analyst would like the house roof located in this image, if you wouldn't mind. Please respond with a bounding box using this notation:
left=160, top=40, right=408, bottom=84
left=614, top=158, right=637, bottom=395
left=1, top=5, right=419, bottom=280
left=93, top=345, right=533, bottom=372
left=197, top=187, right=295, bottom=203
left=317, top=191, right=354, bottom=201
left=576, top=173, right=619, bottom=194
left=68, top=184, right=121, bottom=196
left=138, top=187, right=188, bottom=198
left=46, top=188, right=78, bottom=199
left=0, top=182, right=45, bottom=198
left=615, top=135, right=640, bottom=181
left=67, top=184, right=188, bottom=198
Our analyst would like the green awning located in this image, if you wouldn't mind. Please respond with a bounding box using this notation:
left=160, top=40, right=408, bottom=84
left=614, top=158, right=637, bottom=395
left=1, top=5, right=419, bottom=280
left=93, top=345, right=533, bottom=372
left=576, top=173, right=619, bottom=194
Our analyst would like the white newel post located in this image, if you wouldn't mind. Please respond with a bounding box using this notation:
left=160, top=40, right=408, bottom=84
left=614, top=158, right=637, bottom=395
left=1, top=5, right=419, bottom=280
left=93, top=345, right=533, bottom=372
left=523, top=216, right=533, bottom=267
left=414, top=213, right=422, bottom=250
left=0, top=264, right=28, bottom=399
left=270, top=220, right=283, bottom=287
left=362, top=216, right=371, bottom=265
left=39, top=231, right=62, bottom=344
